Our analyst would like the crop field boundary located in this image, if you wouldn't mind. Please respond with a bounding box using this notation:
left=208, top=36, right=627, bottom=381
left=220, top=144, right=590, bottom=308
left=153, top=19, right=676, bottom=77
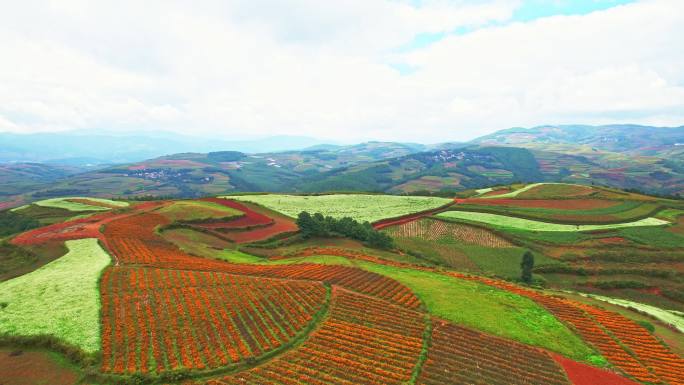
left=408, top=314, right=433, bottom=385
left=446, top=204, right=667, bottom=226
left=93, top=280, right=333, bottom=385
left=395, top=216, right=523, bottom=248
left=372, top=201, right=456, bottom=230
left=436, top=211, right=669, bottom=232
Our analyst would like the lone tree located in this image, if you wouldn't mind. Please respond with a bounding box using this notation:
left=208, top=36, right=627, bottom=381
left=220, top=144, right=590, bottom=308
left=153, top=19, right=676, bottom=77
left=520, top=250, right=535, bottom=284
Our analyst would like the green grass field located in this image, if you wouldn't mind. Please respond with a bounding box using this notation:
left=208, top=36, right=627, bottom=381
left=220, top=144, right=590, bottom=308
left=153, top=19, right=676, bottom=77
left=0, top=238, right=110, bottom=353
left=263, top=254, right=598, bottom=362
left=26, top=197, right=128, bottom=212
left=437, top=210, right=669, bottom=231
left=227, top=194, right=452, bottom=222
left=157, top=200, right=242, bottom=222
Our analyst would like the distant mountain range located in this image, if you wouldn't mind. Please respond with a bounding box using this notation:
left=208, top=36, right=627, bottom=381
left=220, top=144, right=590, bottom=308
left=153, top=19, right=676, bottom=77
left=0, top=131, right=333, bottom=165
left=1, top=124, right=683, bottom=205
left=474, top=124, right=684, bottom=155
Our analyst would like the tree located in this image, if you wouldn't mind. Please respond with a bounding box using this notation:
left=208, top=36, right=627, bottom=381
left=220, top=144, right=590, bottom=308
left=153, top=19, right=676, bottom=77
left=296, top=211, right=316, bottom=236
left=520, top=251, right=535, bottom=284
left=295, top=211, right=394, bottom=249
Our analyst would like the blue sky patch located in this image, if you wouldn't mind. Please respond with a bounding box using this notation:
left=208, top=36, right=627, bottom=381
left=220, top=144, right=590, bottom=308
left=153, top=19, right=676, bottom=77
left=396, top=0, right=635, bottom=52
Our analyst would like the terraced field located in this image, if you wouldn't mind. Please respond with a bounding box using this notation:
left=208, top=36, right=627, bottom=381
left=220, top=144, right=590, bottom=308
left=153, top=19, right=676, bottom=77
left=1, top=189, right=682, bottom=385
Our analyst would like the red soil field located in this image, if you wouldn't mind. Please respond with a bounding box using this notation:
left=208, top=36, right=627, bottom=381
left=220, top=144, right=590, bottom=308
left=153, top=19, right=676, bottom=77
left=194, top=198, right=298, bottom=243
left=12, top=211, right=121, bottom=245
left=552, top=354, right=639, bottom=385
left=101, top=266, right=326, bottom=374
left=103, top=211, right=421, bottom=309
left=457, top=198, right=617, bottom=210
left=198, top=198, right=273, bottom=229
left=11, top=201, right=158, bottom=246
left=0, top=349, right=79, bottom=385
left=418, top=320, right=570, bottom=385
left=198, top=287, right=425, bottom=385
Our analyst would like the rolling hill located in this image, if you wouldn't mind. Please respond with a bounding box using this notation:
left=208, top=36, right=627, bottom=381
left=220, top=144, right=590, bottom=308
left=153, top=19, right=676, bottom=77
left=1, top=186, right=682, bottom=384
left=1, top=125, right=683, bottom=207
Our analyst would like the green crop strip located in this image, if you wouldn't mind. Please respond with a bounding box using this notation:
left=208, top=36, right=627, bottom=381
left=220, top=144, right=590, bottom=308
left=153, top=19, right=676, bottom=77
left=436, top=210, right=669, bottom=232
left=0, top=238, right=111, bottom=354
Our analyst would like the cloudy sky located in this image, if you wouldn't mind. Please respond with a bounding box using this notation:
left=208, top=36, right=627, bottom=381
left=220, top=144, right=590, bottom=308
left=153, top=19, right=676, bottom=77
left=1, top=0, right=682, bottom=143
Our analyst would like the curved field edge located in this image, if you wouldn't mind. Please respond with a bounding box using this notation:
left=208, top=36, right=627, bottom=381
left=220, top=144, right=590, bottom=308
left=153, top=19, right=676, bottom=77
left=25, top=197, right=129, bottom=212
left=98, top=284, right=334, bottom=384
left=0, top=238, right=110, bottom=353
left=573, top=292, right=684, bottom=333
left=156, top=200, right=243, bottom=222
left=224, top=194, right=452, bottom=223
left=450, top=200, right=665, bottom=225
left=480, top=183, right=553, bottom=199
left=436, top=210, right=669, bottom=232
left=231, top=254, right=598, bottom=362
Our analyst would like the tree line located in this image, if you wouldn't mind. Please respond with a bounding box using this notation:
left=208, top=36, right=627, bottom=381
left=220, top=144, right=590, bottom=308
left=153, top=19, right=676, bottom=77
left=296, top=211, right=394, bottom=249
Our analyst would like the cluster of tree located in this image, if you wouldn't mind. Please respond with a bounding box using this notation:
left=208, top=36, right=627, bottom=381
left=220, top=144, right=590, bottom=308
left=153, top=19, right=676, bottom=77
left=296, top=211, right=394, bottom=249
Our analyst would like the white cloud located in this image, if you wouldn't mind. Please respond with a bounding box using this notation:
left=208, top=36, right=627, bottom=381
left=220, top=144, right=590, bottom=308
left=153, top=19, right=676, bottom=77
left=0, top=0, right=682, bottom=142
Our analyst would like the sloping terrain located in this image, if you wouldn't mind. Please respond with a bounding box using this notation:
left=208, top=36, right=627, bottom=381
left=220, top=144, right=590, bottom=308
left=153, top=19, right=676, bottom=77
left=2, top=125, right=684, bottom=207
left=0, top=189, right=682, bottom=384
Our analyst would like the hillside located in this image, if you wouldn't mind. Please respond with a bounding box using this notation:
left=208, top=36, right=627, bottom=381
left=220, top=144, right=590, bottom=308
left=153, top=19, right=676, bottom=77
left=0, top=187, right=682, bottom=384
left=473, top=124, right=684, bottom=154
left=2, top=125, right=684, bottom=207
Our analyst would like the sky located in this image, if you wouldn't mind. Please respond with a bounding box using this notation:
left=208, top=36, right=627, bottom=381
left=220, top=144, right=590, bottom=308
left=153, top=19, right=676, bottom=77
left=0, top=0, right=682, bottom=143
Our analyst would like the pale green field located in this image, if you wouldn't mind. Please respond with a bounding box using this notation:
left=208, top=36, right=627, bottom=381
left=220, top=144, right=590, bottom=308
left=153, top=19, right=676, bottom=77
left=29, top=197, right=129, bottom=212
left=157, top=200, right=242, bottom=221
left=437, top=210, right=669, bottom=231
left=0, top=238, right=111, bottom=353
left=480, top=183, right=546, bottom=198
left=226, top=194, right=452, bottom=223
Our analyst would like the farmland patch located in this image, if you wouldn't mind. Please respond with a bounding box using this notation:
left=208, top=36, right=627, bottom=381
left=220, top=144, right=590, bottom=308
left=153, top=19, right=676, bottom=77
left=226, top=194, right=452, bottom=223
left=0, top=238, right=110, bottom=354
left=436, top=210, right=669, bottom=231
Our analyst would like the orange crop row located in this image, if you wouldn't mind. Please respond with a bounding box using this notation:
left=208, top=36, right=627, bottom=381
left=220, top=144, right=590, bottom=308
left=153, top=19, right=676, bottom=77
left=102, top=212, right=422, bottom=310
left=576, top=303, right=684, bottom=385
left=197, top=287, right=425, bottom=385
left=448, top=273, right=675, bottom=384
left=100, top=266, right=326, bottom=375
left=418, top=320, right=571, bottom=385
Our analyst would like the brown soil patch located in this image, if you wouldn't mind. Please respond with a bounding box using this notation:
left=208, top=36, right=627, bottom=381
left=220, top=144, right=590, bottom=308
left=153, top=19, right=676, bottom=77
left=0, top=349, right=79, bottom=385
